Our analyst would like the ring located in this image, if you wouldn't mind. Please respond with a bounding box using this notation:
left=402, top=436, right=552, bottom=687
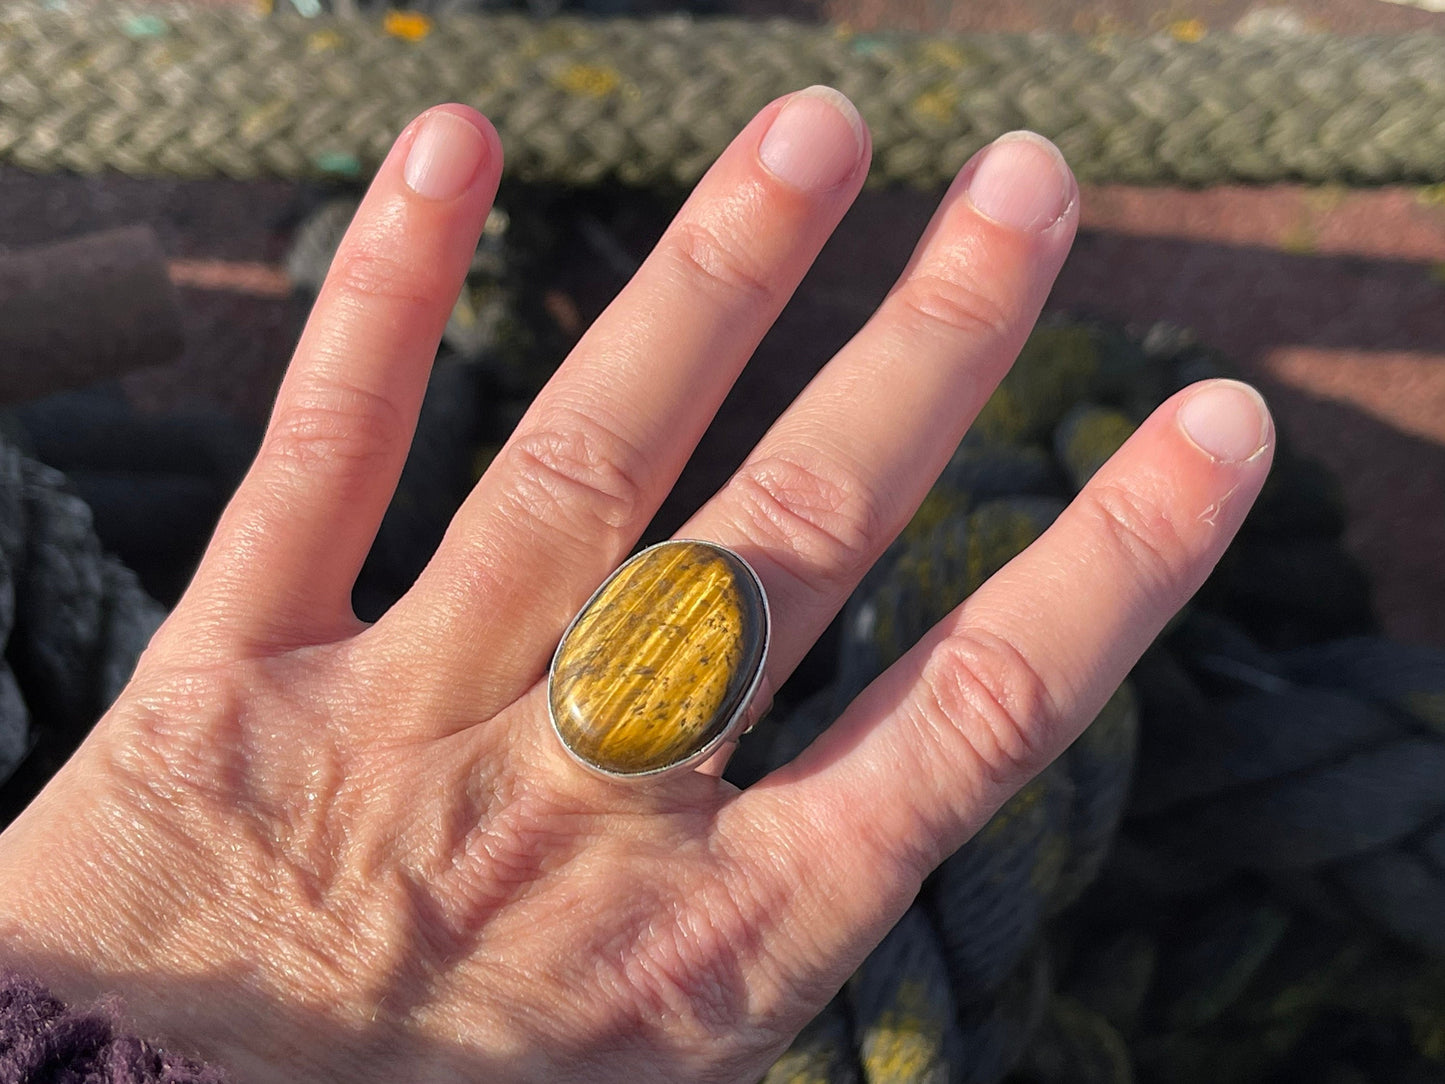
left=548, top=539, right=772, bottom=780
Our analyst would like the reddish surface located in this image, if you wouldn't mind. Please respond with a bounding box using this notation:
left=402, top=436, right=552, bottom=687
left=814, top=0, right=1445, bottom=34
left=1064, top=184, right=1445, bottom=646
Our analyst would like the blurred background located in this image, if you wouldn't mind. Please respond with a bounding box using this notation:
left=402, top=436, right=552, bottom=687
left=3, top=0, right=1442, bottom=643
left=1, top=1, right=1444, bottom=1081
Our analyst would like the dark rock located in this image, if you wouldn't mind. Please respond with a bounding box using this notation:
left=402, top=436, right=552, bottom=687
left=11, top=458, right=105, bottom=733
left=0, top=665, right=28, bottom=788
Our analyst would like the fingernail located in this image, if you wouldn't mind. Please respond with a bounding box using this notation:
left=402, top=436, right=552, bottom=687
left=758, top=85, right=866, bottom=192
left=965, top=131, right=1073, bottom=231
left=403, top=110, right=488, bottom=200
left=1178, top=380, right=1272, bottom=463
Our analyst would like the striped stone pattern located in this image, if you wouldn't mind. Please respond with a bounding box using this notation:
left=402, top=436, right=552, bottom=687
left=550, top=540, right=765, bottom=776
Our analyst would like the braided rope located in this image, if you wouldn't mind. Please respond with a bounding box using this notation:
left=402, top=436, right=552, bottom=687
left=1131, top=631, right=1445, bottom=956
left=0, top=438, right=165, bottom=820
left=0, top=4, right=1442, bottom=185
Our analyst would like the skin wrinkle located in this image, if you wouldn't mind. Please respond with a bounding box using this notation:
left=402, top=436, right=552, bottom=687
left=384, top=541, right=513, bottom=653
left=888, top=194, right=1020, bottom=302
left=114, top=658, right=370, bottom=926
left=96, top=730, right=365, bottom=1004
left=758, top=439, right=895, bottom=537
left=551, top=860, right=765, bottom=1077
left=263, top=379, right=411, bottom=475
left=564, top=280, right=732, bottom=410
left=921, top=629, right=1056, bottom=790
left=1082, top=480, right=1194, bottom=601
left=534, top=367, right=660, bottom=464
left=729, top=454, right=882, bottom=588
left=660, top=179, right=779, bottom=304
left=665, top=217, right=780, bottom=308
left=712, top=813, right=854, bottom=1014
left=159, top=516, right=279, bottom=647
left=322, top=196, right=421, bottom=285
left=111, top=673, right=499, bottom=1048
left=318, top=266, right=432, bottom=333
left=64, top=793, right=202, bottom=952
left=312, top=261, right=445, bottom=360
left=194, top=527, right=362, bottom=653
left=500, top=411, right=652, bottom=537
left=883, top=696, right=992, bottom=875
left=379, top=100, right=864, bottom=737
left=889, top=267, right=1018, bottom=345
left=448, top=788, right=590, bottom=932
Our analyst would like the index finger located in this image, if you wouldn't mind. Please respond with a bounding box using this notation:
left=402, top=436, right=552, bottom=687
left=175, top=105, right=502, bottom=651
left=726, top=379, right=1274, bottom=987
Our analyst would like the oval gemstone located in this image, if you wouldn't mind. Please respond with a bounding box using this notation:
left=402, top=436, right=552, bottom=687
left=549, top=540, right=767, bottom=777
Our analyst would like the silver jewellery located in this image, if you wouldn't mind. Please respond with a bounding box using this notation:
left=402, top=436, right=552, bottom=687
left=546, top=539, right=772, bottom=780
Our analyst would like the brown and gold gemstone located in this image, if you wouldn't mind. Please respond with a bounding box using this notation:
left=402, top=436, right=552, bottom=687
left=549, top=540, right=768, bottom=777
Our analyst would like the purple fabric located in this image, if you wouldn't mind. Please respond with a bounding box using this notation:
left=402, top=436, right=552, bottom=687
left=0, top=971, right=225, bottom=1083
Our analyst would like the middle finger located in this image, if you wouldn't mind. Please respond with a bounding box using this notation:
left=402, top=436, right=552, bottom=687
left=379, top=87, right=870, bottom=720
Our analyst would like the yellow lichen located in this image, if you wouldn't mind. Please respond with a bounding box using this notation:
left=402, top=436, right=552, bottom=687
left=555, top=63, right=622, bottom=99
left=861, top=979, right=945, bottom=1077
left=307, top=29, right=343, bottom=53
left=903, top=490, right=969, bottom=542
left=920, top=40, right=967, bottom=67
left=1031, top=820, right=1070, bottom=894
left=1279, top=221, right=1317, bottom=255
left=1060, top=408, right=1136, bottom=488
left=1168, top=18, right=1207, bottom=42
left=981, top=776, right=1045, bottom=841
left=972, top=326, right=1101, bottom=443
left=383, top=10, right=432, bottom=42
left=966, top=504, right=1047, bottom=594
left=239, top=99, right=290, bottom=143
left=912, top=87, right=958, bottom=125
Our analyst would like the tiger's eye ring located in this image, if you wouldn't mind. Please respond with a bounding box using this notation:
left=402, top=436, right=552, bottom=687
left=547, top=539, right=771, bottom=780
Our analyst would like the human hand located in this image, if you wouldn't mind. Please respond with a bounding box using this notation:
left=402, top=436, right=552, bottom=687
left=0, top=90, right=1272, bottom=1082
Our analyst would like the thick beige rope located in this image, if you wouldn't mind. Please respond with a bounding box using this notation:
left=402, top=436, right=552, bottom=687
left=0, top=4, right=1441, bottom=186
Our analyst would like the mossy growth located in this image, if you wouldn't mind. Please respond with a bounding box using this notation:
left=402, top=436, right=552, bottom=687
left=856, top=976, right=952, bottom=1082
left=761, top=998, right=859, bottom=1084
left=903, top=488, right=971, bottom=545
left=971, top=325, right=1102, bottom=445
left=964, top=498, right=1061, bottom=595
left=1055, top=404, right=1138, bottom=492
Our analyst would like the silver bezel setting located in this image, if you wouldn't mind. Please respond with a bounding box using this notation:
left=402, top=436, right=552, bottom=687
left=546, top=538, right=772, bottom=781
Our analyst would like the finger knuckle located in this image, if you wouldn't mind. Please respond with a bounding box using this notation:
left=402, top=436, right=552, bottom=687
left=327, top=244, right=443, bottom=314
left=892, top=270, right=1013, bottom=343
left=729, top=451, right=887, bottom=592
left=102, top=667, right=246, bottom=811
left=500, top=409, right=649, bottom=547
left=665, top=217, right=777, bottom=307
left=622, top=880, right=755, bottom=1036
left=1080, top=481, right=1190, bottom=604
left=263, top=379, right=407, bottom=482
left=918, top=628, right=1060, bottom=790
